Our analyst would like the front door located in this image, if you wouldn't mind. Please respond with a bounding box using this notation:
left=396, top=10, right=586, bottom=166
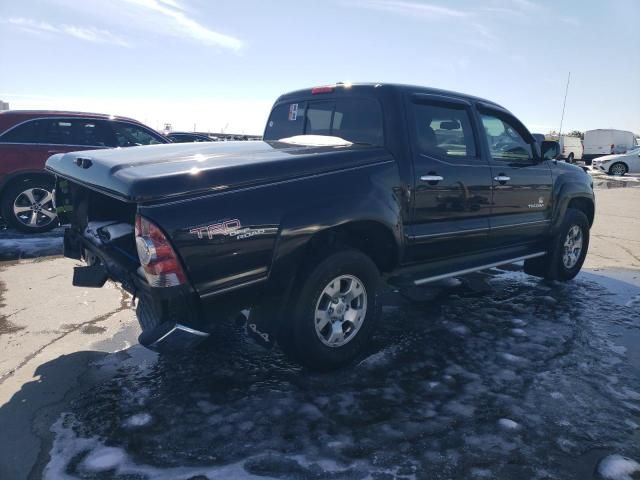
left=477, top=110, right=553, bottom=248
left=405, top=96, right=494, bottom=263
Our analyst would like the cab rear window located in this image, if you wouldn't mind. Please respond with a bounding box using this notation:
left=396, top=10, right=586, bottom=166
left=264, top=97, right=384, bottom=146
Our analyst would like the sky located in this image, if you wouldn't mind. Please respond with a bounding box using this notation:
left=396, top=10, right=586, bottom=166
left=1, top=0, right=638, bottom=135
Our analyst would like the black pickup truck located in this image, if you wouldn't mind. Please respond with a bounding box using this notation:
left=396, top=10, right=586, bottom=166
left=46, top=83, right=595, bottom=370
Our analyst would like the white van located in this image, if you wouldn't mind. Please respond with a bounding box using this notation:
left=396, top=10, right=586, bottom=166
left=558, top=135, right=583, bottom=163
left=583, top=129, right=637, bottom=164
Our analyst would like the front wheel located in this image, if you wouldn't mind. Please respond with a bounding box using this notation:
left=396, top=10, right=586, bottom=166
left=609, top=162, right=627, bottom=176
left=281, top=249, right=382, bottom=371
left=524, top=208, right=590, bottom=281
left=567, top=153, right=574, bottom=163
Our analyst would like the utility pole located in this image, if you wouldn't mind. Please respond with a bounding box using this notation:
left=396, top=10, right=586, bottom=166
left=558, top=72, right=571, bottom=139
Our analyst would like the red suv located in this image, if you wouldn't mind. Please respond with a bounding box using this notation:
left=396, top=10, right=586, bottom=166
left=0, top=111, right=169, bottom=233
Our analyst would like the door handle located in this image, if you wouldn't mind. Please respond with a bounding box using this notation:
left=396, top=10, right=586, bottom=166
left=420, top=175, right=444, bottom=183
left=494, top=175, right=511, bottom=184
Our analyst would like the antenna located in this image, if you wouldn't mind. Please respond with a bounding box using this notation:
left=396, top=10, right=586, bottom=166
left=558, top=72, right=571, bottom=138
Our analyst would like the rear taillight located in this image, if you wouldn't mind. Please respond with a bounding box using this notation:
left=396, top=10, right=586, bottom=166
left=135, top=215, right=187, bottom=287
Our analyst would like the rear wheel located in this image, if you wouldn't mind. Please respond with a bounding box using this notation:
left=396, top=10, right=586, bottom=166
left=1, top=178, right=58, bottom=233
left=280, top=249, right=381, bottom=371
left=524, top=208, right=589, bottom=281
left=609, top=162, right=627, bottom=176
left=567, top=153, right=574, bottom=163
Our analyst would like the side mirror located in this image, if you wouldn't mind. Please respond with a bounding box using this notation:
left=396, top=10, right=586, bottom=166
left=541, top=140, right=560, bottom=160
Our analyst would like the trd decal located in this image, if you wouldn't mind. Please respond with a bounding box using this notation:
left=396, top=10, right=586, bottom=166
left=189, top=219, right=241, bottom=239
left=189, top=219, right=266, bottom=240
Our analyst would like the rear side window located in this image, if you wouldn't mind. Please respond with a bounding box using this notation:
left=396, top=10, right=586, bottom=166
left=110, top=122, right=164, bottom=147
left=412, top=103, right=477, bottom=159
left=264, top=97, right=384, bottom=146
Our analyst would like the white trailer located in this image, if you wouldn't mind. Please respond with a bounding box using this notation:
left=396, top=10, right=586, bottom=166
left=583, top=129, right=637, bottom=164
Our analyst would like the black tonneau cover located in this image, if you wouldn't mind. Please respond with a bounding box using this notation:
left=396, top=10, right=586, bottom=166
left=45, top=140, right=386, bottom=203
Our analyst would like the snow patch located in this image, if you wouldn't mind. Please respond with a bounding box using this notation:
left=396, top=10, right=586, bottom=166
left=123, top=413, right=152, bottom=428
left=498, top=418, right=520, bottom=430
left=82, top=447, right=128, bottom=472
left=598, top=454, right=640, bottom=480
left=500, top=352, right=527, bottom=363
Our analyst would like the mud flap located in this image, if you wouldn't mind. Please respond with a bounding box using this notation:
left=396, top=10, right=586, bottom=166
left=72, top=264, right=108, bottom=288
left=139, top=322, right=210, bottom=352
left=244, top=301, right=278, bottom=349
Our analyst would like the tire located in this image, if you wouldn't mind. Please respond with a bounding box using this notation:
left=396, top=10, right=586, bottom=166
left=567, top=153, right=574, bottom=164
left=608, top=162, right=628, bottom=176
left=1, top=178, right=58, bottom=233
left=524, top=208, right=590, bottom=281
left=280, top=249, right=382, bottom=371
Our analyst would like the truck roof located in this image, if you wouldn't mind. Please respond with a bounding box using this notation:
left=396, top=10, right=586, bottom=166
left=275, top=82, right=507, bottom=111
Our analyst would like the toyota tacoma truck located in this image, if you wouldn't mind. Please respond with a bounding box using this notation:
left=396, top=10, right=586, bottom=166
left=46, top=83, right=595, bottom=371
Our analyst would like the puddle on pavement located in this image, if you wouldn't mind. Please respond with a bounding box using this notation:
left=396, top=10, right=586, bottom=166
left=590, top=173, right=640, bottom=190
left=0, top=279, right=25, bottom=335
left=35, top=268, right=640, bottom=480
left=79, top=325, right=108, bottom=335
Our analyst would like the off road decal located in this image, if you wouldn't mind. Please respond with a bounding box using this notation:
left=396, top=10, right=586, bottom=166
left=189, top=219, right=266, bottom=240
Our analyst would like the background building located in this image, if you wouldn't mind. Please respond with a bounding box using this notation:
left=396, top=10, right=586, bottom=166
left=0, top=100, right=9, bottom=111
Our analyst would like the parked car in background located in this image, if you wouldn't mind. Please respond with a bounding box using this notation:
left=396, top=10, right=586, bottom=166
left=583, top=129, right=637, bottom=164
left=0, top=111, right=168, bottom=233
left=592, top=146, right=640, bottom=175
left=166, top=132, right=217, bottom=143
left=558, top=135, right=583, bottom=163
left=47, top=83, right=594, bottom=371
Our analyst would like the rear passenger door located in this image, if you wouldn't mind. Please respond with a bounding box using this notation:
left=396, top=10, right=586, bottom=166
left=405, top=95, right=494, bottom=262
left=477, top=108, right=553, bottom=248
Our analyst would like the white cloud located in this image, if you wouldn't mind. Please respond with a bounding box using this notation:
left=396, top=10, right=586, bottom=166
left=5, top=17, right=130, bottom=46
left=350, top=0, right=469, bottom=19
left=117, top=0, right=243, bottom=51
left=509, top=0, right=540, bottom=10
left=348, top=1, right=501, bottom=53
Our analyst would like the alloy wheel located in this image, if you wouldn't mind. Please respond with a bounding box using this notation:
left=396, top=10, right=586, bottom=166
left=610, top=163, right=626, bottom=176
left=314, top=274, right=367, bottom=348
left=562, top=225, right=583, bottom=269
left=12, top=187, right=57, bottom=229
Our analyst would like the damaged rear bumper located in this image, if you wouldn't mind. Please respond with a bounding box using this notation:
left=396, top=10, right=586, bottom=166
left=64, top=227, right=210, bottom=351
